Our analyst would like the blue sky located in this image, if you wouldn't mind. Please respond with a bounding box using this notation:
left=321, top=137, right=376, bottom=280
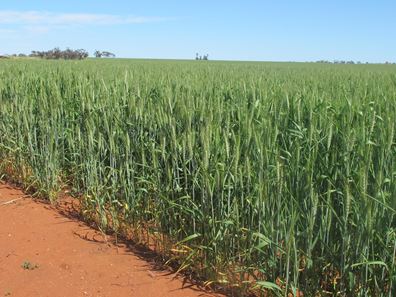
left=0, top=0, right=395, bottom=62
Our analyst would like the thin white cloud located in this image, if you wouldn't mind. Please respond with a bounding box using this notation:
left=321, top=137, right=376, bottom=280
left=0, top=10, right=169, bottom=26
left=24, top=25, right=50, bottom=34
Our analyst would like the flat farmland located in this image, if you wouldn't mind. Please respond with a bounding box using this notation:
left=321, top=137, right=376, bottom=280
left=0, top=59, right=395, bottom=296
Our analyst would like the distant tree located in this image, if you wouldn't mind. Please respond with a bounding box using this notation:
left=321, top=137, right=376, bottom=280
left=30, top=51, right=43, bottom=58
left=76, top=49, right=89, bottom=59
left=94, top=50, right=115, bottom=58
left=195, top=53, right=209, bottom=61
left=94, top=50, right=102, bottom=58
left=101, top=51, right=115, bottom=58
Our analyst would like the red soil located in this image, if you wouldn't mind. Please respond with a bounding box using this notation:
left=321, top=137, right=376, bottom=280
left=0, top=182, right=222, bottom=297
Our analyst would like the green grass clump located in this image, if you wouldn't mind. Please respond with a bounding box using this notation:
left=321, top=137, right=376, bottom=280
left=21, top=261, right=39, bottom=270
left=0, top=59, right=395, bottom=296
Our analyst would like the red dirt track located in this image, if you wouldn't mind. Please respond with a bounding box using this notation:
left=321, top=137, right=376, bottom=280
left=0, top=182, right=222, bottom=297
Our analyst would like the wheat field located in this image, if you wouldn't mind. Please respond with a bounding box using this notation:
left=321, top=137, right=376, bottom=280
left=0, top=59, right=395, bottom=296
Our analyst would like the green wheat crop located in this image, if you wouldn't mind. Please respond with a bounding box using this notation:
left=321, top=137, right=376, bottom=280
left=0, top=59, right=395, bottom=296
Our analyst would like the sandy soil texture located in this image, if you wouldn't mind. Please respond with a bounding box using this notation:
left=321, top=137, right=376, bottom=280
left=0, top=182, right=222, bottom=297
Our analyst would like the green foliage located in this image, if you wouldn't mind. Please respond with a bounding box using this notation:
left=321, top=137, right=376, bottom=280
left=1, top=59, right=395, bottom=295
left=21, top=261, right=39, bottom=270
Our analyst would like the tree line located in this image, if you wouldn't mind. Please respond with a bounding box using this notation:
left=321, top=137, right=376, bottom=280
left=1, top=48, right=116, bottom=60
left=315, top=60, right=396, bottom=65
left=29, top=48, right=89, bottom=60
